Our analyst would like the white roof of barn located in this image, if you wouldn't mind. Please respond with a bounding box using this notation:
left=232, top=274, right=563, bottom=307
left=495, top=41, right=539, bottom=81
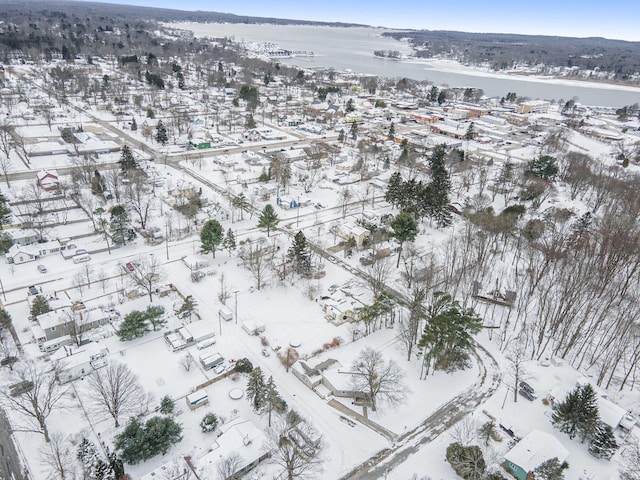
left=504, top=429, right=569, bottom=473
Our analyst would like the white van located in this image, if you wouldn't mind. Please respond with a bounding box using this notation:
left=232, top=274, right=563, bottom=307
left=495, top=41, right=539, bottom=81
left=218, top=307, right=233, bottom=322
left=73, top=253, right=91, bottom=264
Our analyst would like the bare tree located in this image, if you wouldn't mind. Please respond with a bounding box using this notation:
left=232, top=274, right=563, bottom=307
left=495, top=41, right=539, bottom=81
left=0, top=361, right=69, bottom=442
left=267, top=411, right=324, bottom=480
left=39, top=433, right=76, bottom=480
left=128, top=254, right=164, bottom=302
left=505, top=337, right=530, bottom=403
left=339, top=187, right=352, bottom=218
left=158, top=457, right=194, bottom=480
left=0, top=329, right=17, bottom=370
left=216, top=452, right=243, bottom=480
left=449, top=416, right=480, bottom=447
left=85, top=360, right=149, bottom=428
left=241, top=239, right=271, bottom=290
left=350, top=347, right=408, bottom=412
left=96, top=269, right=111, bottom=294
left=72, top=273, right=85, bottom=297
left=364, top=258, right=393, bottom=298
left=218, top=272, right=230, bottom=304
left=179, top=354, right=195, bottom=372
left=125, top=174, right=155, bottom=229
left=0, top=155, right=12, bottom=188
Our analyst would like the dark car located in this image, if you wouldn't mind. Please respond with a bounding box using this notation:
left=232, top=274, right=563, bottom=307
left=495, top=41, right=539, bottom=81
left=27, top=285, right=39, bottom=295
left=519, top=388, right=537, bottom=401
left=520, top=381, right=535, bottom=394
left=499, top=423, right=515, bottom=437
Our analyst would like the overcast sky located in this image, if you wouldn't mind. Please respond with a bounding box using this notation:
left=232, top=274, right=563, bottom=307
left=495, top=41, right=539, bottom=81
left=91, top=0, right=640, bottom=42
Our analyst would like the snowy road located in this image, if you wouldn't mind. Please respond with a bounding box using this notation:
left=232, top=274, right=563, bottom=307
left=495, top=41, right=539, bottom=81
left=340, top=343, right=501, bottom=479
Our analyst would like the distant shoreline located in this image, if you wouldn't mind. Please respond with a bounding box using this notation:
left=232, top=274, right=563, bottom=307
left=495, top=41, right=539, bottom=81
left=399, top=58, right=640, bottom=93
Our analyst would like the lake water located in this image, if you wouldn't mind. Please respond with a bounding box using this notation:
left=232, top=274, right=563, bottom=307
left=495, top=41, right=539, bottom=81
left=174, top=23, right=640, bottom=108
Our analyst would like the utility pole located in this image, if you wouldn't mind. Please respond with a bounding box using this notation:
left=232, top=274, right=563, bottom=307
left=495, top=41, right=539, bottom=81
left=165, top=222, right=169, bottom=260
left=234, top=290, right=239, bottom=325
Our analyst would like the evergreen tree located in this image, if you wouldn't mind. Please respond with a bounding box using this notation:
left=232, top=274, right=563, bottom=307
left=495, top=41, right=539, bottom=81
left=437, top=90, right=447, bottom=105
left=287, top=230, right=312, bottom=276
left=418, top=292, right=483, bottom=374
left=388, top=122, right=395, bottom=140
left=159, top=395, right=174, bottom=415
left=426, top=144, right=452, bottom=227
left=0, top=194, right=12, bottom=228
left=532, top=457, right=567, bottom=480
left=528, top=155, right=559, bottom=181
left=588, top=424, right=618, bottom=460
left=338, top=129, right=346, bottom=143
left=384, top=171, right=403, bottom=208
left=390, top=211, right=419, bottom=268
left=246, top=367, right=267, bottom=411
left=350, top=121, right=358, bottom=140
left=551, top=384, right=599, bottom=441
left=30, top=296, right=51, bottom=317
left=200, top=219, right=224, bottom=258
left=117, top=310, right=150, bottom=341
left=155, top=120, right=168, bottom=146
left=576, top=383, right=600, bottom=442
left=223, top=228, right=236, bottom=253
left=200, top=413, right=218, bottom=433
left=109, top=205, right=129, bottom=246
left=130, top=117, right=137, bottom=131
left=119, top=145, right=136, bottom=172
left=144, top=305, right=166, bottom=331
left=345, top=98, right=355, bottom=113
left=257, top=204, right=280, bottom=237
left=465, top=122, right=476, bottom=141
left=262, top=375, right=287, bottom=427
left=245, top=113, right=256, bottom=129
left=115, top=416, right=182, bottom=465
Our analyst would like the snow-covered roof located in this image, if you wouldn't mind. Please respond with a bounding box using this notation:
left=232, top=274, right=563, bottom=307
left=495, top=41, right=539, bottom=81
left=504, top=429, right=569, bottom=473
left=197, top=417, right=269, bottom=476
left=598, top=396, right=627, bottom=429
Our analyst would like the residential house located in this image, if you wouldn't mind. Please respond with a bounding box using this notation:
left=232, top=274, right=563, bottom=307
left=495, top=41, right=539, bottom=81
left=52, top=343, right=109, bottom=383
left=36, top=169, right=59, bottom=191
left=197, top=417, right=270, bottom=479
left=331, top=223, right=370, bottom=247
left=32, top=307, right=110, bottom=345
left=504, top=429, right=569, bottom=480
left=5, top=244, right=37, bottom=264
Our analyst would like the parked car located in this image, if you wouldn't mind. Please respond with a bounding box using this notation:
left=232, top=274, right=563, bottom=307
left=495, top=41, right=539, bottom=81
left=37, top=264, right=47, bottom=273
left=520, top=381, right=535, bottom=395
left=519, top=388, right=537, bottom=401
left=261, top=348, right=270, bottom=357
left=196, top=339, right=216, bottom=350
left=27, top=285, right=39, bottom=295
left=75, top=249, right=88, bottom=256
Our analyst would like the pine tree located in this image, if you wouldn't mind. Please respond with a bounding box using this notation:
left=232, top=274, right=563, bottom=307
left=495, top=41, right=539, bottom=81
left=385, top=171, right=403, bottom=208
left=551, top=384, right=599, bottom=441
left=130, top=117, right=137, bottom=131
left=200, top=219, right=224, bottom=258
left=262, top=375, right=287, bottom=427
left=390, top=211, right=418, bottom=268
left=257, top=204, right=280, bottom=237
left=30, top=295, right=51, bottom=317
left=0, top=194, right=12, bottom=228
left=155, top=120, right=168, bottom=146
left=246, top=367, right=266, bottom=411
left=532, top=457, right=567, bottom=480
left=464, top=122, right=476, bottom=141
left=588, top=424, right=618, bottom=460
left=117, top=310, right=150, bottom=341
left=287, top=231, right=312, bottom=276
left=576, top=383, right=600, bottom=442
left=388, top=122, right=395, bottom=140
left=223, top=228, right=236, bottom=253
left=109, top=205, right=129, bottom=246
left=119, top=145, right=136, bottom=172
left=427, top=144, right=452, bottom=228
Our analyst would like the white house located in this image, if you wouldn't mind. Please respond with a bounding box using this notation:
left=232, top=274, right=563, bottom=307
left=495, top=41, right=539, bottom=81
left=197, top=417, right=270, bottom=479
left=5, top=244, right=37, bottom=264
left=52, top=343, right=109, bottom=383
